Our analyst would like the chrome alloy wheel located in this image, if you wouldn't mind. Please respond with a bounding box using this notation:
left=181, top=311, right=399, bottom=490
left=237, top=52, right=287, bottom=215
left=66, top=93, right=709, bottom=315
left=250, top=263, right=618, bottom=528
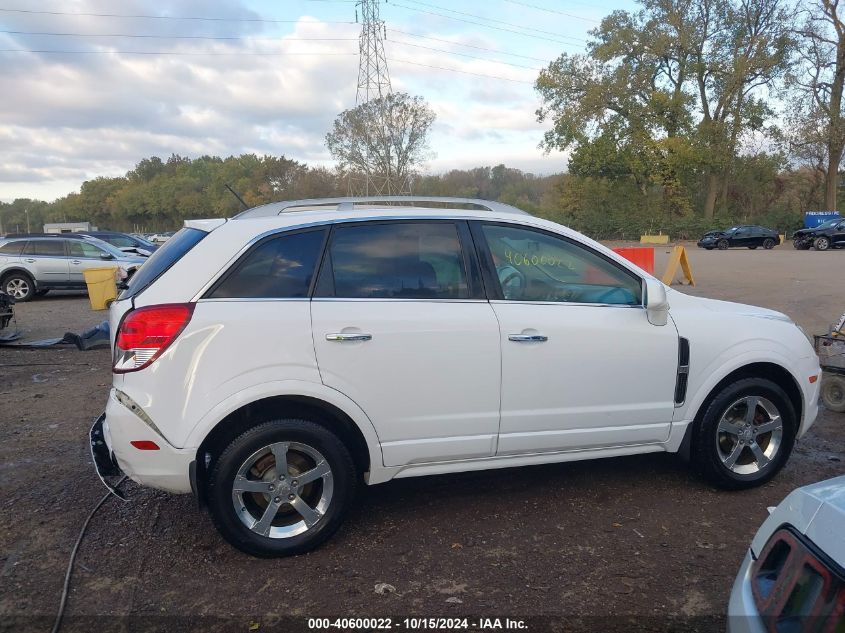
left=6, top=277, right=30, bottom=299
left=715, top=396, right=783, bottom=475
left=231, top=441, right=333, bottom=539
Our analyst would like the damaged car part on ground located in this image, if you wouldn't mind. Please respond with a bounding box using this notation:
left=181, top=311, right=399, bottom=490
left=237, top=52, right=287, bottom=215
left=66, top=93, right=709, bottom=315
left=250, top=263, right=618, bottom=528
left=92, top=197, right=821, bottom=557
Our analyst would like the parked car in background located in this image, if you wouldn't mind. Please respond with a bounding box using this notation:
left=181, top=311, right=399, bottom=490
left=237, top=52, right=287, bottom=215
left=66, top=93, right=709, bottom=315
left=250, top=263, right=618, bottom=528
left=698, top=225, right=781, bottom=250
left=728, top=474, right=845, bottom=632
left=91, top=196, right=819, bottom=557
left=0, top=234, right=145, bottom=301
left=792, top=218, right=845, bottom=251
left=79, top=231, right=159, bottom=257
left=149, top=231, right=175, bottom=244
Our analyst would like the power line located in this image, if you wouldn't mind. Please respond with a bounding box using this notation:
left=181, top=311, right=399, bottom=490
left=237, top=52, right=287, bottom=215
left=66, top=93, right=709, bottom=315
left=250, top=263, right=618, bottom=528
left=0, top=28, right=563, bottom=62
left=0, top=29, right=359, bottom=42
left=0, top=35, right=545, bottom=72
left=0, top=7, right=355, bottom=24
left=388, top=39, right=543, bottom=70
left=0, top=48, right=357, bottom=56
left=388, top=57, right=534, bottom=84
left=502, top=0, right=601, bottom=23
left=389, top=28, right=567, bottom=61
left=397, top=0, right=589, bottom=42
left=388, top=2, right=586, bottom=45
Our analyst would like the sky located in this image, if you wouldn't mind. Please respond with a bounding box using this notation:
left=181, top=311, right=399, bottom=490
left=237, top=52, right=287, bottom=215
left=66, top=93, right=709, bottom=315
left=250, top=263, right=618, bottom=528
left=0, top=0, right=636, bottom=202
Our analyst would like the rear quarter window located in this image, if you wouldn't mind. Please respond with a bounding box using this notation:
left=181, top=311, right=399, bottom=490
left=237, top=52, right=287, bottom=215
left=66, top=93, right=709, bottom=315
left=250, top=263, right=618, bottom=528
left=0, top=241, right=25, bottom=255
left=207, top=228, right=326, bottom=299
left=120, top=227, right=207, bottom=300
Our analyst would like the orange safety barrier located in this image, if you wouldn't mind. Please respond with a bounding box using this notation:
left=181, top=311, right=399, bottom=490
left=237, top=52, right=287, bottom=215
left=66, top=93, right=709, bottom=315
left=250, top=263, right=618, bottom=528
left=612, top=247, right=655, bottom=274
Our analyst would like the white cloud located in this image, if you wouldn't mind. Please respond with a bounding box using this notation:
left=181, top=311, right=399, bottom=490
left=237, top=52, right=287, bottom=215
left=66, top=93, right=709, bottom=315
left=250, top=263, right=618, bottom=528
left=0, top=0, right=572, bottom=200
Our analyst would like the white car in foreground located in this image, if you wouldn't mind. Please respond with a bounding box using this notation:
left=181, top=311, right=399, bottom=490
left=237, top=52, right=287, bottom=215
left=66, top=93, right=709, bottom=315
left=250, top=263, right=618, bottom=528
left=728, top=475, right=845, bottom=632
left=90, top=197, right=821, bottom=557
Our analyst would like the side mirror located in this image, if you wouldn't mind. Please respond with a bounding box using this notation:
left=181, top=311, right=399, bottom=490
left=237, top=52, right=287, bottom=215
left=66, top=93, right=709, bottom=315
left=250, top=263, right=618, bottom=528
left=100, top=252, right=115, bottom=260
left=644, top=278, right=669, bottom=326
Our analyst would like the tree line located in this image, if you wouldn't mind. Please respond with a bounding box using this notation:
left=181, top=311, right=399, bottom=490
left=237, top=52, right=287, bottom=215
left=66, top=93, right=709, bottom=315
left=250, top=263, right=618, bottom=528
left=0, top=153, right=828, bottom=239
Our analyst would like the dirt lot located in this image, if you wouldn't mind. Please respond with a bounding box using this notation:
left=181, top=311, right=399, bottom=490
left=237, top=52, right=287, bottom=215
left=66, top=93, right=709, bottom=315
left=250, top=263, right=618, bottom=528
left=0, top=245, right=843, bottom=632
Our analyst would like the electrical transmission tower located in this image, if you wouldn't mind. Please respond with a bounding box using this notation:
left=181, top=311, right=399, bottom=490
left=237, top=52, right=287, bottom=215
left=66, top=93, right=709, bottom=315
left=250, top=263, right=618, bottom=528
left=349, top=0, right=410, bottom=195
left=356, top=0, right=391, bottom=105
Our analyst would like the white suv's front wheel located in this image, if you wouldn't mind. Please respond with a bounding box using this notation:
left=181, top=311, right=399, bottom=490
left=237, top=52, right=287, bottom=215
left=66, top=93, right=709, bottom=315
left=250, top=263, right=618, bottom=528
left=691, top=378, right=796, bottom=490
left=207, top=419, right=357, bottom=557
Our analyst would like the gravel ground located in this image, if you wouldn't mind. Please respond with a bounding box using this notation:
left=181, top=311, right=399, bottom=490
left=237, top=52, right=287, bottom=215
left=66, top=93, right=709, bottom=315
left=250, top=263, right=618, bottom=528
left=0, top=244, right=843, bottom=633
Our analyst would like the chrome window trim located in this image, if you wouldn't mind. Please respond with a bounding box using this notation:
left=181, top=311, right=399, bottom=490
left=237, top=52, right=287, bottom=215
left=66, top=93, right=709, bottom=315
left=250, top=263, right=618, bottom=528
left=197, top=297, right=311, bottom=303
left=311, top=298, right=489, bottom=304
left=489, top=299, right=645, bottom=309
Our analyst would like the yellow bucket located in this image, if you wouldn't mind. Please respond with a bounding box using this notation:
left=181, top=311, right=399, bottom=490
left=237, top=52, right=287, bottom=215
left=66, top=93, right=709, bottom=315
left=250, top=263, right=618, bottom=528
left=83, top=267, right=119, bottom=310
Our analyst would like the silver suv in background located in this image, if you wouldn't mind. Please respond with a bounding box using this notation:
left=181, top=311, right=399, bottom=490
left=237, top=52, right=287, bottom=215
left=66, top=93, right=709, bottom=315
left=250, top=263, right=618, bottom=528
left=0, top=235, right=145, bottom=301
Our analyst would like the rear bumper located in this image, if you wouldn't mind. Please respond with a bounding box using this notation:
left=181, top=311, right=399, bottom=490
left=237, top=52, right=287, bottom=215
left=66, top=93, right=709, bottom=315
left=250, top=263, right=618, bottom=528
left=90, top=414, right=127, bottom=500
left=96, top=389, right=194, bottom=493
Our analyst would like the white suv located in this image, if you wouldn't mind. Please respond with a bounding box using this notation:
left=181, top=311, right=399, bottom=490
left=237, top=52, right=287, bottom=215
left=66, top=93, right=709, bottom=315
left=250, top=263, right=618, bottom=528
left=91, top=197, right=821, bottom=557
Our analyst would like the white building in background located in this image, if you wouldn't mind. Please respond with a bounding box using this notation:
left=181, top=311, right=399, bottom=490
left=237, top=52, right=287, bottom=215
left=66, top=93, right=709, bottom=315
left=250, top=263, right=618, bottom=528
left=43, top=222, right=97, bottom=233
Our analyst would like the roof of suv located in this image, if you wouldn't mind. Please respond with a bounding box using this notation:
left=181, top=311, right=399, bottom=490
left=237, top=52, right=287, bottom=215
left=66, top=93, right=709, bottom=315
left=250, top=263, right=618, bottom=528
left=232, top=196, right=529, bottom=220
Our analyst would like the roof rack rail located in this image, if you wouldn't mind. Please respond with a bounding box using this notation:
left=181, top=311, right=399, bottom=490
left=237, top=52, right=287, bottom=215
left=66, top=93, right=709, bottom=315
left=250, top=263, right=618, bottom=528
left=233, top=196, right=528, bottom=219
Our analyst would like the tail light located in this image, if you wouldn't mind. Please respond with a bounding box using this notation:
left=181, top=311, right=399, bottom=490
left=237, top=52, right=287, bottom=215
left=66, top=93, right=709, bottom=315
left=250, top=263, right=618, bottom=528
left=752, top=527, right=845, bottom=632
left=113, top=303, right=194, bottom=373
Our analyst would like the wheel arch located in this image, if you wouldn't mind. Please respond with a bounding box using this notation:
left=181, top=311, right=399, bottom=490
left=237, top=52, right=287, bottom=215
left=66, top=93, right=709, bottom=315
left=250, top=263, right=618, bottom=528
left=193, top=394, right=374, bottom=507
left=1, top=267, right=37, bottom=286
left=678, top=361, right=803, bottom=460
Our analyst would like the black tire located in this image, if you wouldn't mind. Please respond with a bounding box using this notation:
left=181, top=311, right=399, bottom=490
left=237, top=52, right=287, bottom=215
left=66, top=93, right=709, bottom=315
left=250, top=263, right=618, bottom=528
left=2, top=272, right=36, bottom=301
left=820, top=374, right=845, bottom=413
left=691, top=378, right=796, bottom=490
left=35, top=289, right=50, bottom=296
left=763, top=238, right=776, bottom=250
left=814, top=236, right=831, bottom=251
left=207, top=418, right=357, bottom=557
left=792, top=240, right=805, bottom=250
left=717, top=239, right=729, bottom=250
left=748, top=246, right=757, bottom=249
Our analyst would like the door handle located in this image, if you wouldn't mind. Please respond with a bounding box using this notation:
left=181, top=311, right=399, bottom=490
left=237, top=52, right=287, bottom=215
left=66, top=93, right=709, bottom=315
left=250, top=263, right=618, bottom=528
left=508, top=334, right=548, bottom=342
left=71, top=260, right=80, bottom=265
left=25, top=258, right=36, bottom=263
left=326, top=333, right=372, bottom=342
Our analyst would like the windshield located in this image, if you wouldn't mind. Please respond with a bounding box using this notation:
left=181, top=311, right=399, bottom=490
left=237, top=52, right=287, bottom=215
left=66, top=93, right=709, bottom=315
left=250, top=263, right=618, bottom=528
left=119, top=227, right=208, bottom=300
left=815, top=219, right=840, bottom=230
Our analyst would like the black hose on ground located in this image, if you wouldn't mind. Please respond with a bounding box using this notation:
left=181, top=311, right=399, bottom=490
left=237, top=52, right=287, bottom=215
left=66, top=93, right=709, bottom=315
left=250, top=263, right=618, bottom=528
left=51, top=477, right=127, bottom=633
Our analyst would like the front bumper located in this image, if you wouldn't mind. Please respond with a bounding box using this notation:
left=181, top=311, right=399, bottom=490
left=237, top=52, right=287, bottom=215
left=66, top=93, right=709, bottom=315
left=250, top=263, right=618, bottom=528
left=727, top=550, right=766, bottom=633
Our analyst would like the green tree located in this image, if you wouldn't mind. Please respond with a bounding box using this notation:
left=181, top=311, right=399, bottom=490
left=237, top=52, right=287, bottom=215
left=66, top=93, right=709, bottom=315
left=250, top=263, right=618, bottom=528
left=788, top=0, right=845, bottom=211
left=325, top=92, right=436, bottom=194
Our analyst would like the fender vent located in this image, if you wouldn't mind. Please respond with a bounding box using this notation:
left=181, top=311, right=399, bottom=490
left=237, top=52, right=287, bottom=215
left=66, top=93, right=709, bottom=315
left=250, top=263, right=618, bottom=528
left=674, top=337, right=690, bottom=405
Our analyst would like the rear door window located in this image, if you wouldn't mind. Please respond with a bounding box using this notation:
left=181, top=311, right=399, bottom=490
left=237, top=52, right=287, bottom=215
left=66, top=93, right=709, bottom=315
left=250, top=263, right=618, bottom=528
left=207, top=228, right=326, bottom=299
left=23, top=239, right=66, bottom=257
left=315, top=222, right=470, bottom=300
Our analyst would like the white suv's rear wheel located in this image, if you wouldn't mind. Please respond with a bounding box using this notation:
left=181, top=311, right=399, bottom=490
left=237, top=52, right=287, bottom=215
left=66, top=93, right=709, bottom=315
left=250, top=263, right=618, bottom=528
left=691, top=378, right=796, bottom=489
left=207, top=419, right=357, bottom=557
